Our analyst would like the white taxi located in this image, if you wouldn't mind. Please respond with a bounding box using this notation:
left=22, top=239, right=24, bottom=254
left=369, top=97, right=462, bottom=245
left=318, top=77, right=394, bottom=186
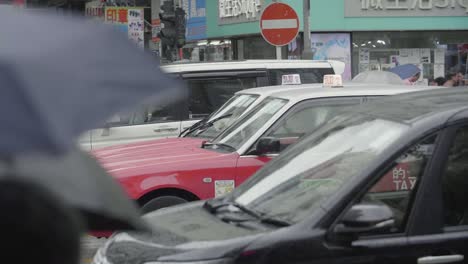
left=79, top=60, right=344, bottom=150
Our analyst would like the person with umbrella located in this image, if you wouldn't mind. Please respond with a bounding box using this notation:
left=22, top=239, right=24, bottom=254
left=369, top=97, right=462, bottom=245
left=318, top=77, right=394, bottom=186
left=0, top=6, right=186, bottom=263
left=0, top=178, right=83, bottom=264
left=389, top=64, right=422, bottom=85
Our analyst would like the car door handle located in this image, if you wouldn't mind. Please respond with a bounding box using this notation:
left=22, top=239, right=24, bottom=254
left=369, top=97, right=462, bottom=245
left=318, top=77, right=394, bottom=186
left=154, top=128, right=178, bottom=133
left=418, top=255, right=464, bottom=264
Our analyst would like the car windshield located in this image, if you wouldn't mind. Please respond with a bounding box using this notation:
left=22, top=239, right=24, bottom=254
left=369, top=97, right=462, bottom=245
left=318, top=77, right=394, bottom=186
left=231, top=114, right=409, bottom=224
left=209, top=97, right=289, bottom=151
left=187, top=94, right=260, bottom=139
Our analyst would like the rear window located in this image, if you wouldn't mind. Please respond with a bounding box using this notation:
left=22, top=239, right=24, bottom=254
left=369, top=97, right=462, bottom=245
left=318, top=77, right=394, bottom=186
left=269, top=68, right=335, bottom=85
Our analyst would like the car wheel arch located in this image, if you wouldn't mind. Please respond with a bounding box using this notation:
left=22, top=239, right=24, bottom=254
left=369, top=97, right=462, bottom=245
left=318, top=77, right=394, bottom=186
left=137, top=187, right=200, bottom=208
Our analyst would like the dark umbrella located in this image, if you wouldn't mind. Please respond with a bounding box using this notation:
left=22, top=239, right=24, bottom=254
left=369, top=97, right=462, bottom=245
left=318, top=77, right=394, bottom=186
left=0, top=7, right=185, bottom=156
left=0, top=8, right=185, bottom=230
left=0, top=148, right=148, bottom=231
left=389, top=64, right=421, bottom=80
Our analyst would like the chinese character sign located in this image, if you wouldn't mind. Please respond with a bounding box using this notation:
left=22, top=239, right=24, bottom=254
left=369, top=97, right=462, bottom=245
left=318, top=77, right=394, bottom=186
left=105, top=7, right=129, bottom=34
left=128, top=9, right=144, bottom=49
left=218, top=0, right=264, bottom=25
left=346, top=0, right=468, bottom=17
left=371, top=163, right=418, bottom=193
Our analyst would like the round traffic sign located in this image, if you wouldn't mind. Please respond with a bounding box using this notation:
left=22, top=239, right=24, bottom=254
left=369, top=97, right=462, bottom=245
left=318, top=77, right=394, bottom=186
left=260, top=2, right=299, bottom=47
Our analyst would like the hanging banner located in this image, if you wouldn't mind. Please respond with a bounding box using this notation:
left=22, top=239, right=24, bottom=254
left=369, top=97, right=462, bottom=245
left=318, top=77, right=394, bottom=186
left=311, top=33, right=352, bottom=80
left=128, top=8, right=145, bottom=49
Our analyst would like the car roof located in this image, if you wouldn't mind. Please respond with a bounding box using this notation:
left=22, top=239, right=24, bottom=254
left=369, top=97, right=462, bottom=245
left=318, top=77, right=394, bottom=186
left=161, top=60, right=339, bottom=73
left=351, top=88, right=468, bottom=124
left=244, top=83, right=437, bottom=102
left=235, top=84, right=318, bottom=97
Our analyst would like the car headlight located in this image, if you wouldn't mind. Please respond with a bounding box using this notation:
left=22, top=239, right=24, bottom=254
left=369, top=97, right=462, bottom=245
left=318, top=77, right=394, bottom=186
left=144, top=259, right=232, bottom=264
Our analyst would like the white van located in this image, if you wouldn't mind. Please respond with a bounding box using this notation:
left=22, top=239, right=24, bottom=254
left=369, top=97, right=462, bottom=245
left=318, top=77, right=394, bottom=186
left=79, top=60, right=345, bottom=150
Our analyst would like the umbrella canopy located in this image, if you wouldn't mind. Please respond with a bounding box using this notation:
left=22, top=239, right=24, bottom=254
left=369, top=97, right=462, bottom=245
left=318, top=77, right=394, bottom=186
left=0, top=148, right=148, bottom=231
left=389, top=64, right=421, bottom=80
left=352, top=70, right=404, bottom=85
left=0, top=7, right=185, bottom=156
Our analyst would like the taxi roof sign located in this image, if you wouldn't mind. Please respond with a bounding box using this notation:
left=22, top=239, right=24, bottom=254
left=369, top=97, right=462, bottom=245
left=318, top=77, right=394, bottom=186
left=282, top=74, right=301, bottom=85
left=323, top=74, right=343, bottom=88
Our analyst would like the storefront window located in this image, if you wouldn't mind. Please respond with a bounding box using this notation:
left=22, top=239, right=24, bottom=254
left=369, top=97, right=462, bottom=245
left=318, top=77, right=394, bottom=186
left=181, top=39, right=233, bottom=62
left=242, top=36, right=287, bottom=60
left=352, top=31, right=468, bottom=83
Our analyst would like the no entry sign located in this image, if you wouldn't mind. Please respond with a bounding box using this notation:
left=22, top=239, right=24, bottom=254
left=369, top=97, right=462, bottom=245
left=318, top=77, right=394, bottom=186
left=260, top=2, right=299, bottom=47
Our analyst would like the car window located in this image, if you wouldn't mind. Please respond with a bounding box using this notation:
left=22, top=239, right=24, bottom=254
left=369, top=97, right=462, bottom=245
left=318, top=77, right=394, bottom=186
left=233, top=115, right=409, bottom=225
left=211, top=97, right=288, bottom=151
left=190, top=94, right=260, bottom=139
left=187, top=78, right=257, bottom=120
left=442, top=125, right=468, bottom=227
left=268, top=68, right=334, bottom=85
left=359, top=134, right=437, bottom=233
left=106, top=102, right=179, bottom=127
left=265, top=99, right=361, bottom=152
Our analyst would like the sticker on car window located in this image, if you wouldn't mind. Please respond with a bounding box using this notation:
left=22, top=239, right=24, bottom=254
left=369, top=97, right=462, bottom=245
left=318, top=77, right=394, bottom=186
left=215, top=180, right=235, bottom=197
left=299, top=178, right=341, bottom=191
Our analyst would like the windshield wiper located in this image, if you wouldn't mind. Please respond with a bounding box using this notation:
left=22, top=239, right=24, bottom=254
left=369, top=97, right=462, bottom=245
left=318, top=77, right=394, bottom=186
left=201, top=142, right=236, bottom=152
left=204, top=200, right=260, bottom=217
left=204, top=200, right=291, bottom=227
left=179, top=118, right=207, bottom=137
left=259, top=216, right=291, bottom=227
left=180, top=114, right=233, bottom=138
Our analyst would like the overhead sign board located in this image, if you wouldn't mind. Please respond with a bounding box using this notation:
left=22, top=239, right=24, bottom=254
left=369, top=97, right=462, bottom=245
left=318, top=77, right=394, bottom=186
left=218, top=0, right=264, bottom=25
left=260, top=2, right=299, bottom=47
left=345, top=0, right=468, bottom=17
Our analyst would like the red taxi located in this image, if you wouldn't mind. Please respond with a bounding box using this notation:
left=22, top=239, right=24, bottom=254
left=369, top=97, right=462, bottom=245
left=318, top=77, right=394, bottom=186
left=93, top=79, right=433, bottom=213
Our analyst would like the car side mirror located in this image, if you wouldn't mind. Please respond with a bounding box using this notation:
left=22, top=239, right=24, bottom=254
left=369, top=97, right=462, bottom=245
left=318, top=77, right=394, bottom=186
left=333, top=203, right=395, bottom=236
left=255, top=137, right=280, bottom=156
left=101, top=123, right=111, bottom=136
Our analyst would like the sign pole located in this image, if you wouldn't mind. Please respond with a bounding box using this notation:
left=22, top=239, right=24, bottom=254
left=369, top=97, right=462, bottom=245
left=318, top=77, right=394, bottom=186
left=302, top=0, right=314, bottom=59
left=276, top=46, right=282, bottom=60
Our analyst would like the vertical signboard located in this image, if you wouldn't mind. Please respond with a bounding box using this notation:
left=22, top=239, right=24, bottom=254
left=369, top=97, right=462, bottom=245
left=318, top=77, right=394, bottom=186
left=152, top=19, right=161, bottom=42
left=105, top=7, right=129, bottom=34
left=85, top=0, right=104, bottom=21
left=128, top=8, right=145, bottom=49
left=183, top=0, right=206, bottom=41
left=311, top=33, right=352, bottom=80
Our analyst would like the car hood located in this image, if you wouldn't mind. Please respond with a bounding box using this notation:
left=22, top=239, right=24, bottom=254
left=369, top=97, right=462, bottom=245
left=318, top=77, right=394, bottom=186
left=92, top=137, right=205, bottom=160
left=102, top=202, right=267, bottom=264
left=91, top=138, right=235, bottom=178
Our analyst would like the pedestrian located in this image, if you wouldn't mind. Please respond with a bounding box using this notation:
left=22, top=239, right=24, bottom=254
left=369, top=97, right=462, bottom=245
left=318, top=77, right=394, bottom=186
left=443, top=72, right=464, bottom=87
left=429, top=77, right=447, bottom=86
left=0, top=178, right=83, bottom=264
left=404, top=71, right=421, bottom=85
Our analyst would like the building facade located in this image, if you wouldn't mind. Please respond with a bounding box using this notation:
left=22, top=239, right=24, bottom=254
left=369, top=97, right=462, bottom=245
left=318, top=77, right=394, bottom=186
left=189, top=0, right=468, bottom=81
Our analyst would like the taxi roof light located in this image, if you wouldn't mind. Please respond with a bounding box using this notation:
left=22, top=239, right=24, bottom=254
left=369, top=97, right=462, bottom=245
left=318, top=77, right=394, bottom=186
left=323, top=74, right=343, bottom=88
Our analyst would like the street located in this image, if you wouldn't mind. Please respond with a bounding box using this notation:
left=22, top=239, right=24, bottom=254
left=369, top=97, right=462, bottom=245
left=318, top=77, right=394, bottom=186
left=81, top=236, right=106, bottom=264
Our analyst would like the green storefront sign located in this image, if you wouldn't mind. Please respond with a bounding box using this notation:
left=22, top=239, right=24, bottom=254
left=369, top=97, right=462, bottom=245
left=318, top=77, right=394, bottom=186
left=206, top=0, right=468, bottom=39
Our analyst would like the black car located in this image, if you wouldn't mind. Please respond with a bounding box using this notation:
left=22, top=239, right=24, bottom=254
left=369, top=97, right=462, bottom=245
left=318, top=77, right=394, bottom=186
left=94, top=88, right=468, bottom=264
